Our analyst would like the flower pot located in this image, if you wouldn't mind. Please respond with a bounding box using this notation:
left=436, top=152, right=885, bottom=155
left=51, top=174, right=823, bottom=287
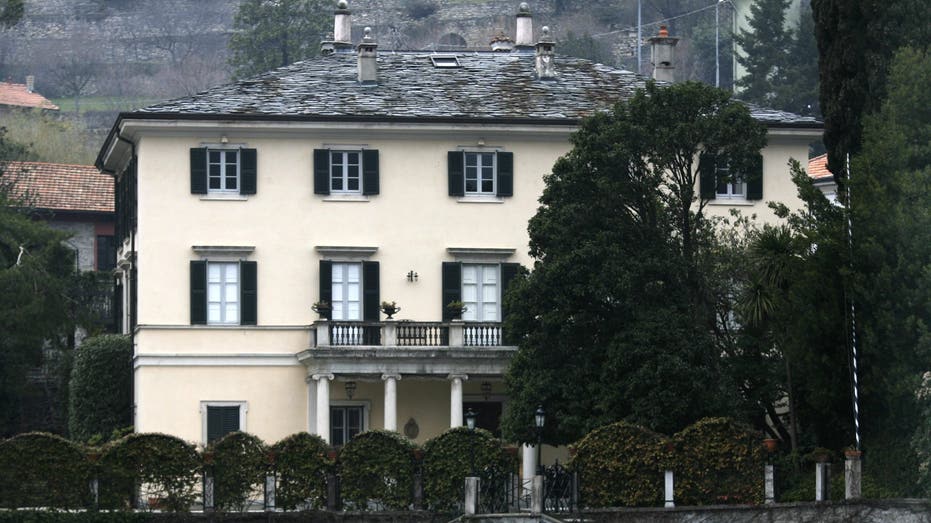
left=763, top=438, right=778, bottom=453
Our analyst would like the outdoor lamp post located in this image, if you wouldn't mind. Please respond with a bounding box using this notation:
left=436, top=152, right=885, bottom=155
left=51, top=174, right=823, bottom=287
left=534, top=405, right=545, bottom=475
left=466, top=407, right=478, bottom=476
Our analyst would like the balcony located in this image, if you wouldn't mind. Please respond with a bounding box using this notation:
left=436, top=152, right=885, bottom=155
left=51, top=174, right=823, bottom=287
left=300, top=320, right=517, bottom=377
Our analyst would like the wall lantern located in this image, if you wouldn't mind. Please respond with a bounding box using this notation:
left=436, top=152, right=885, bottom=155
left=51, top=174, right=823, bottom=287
left=407, top=271, right=418, bottom=282
left=481, top=381, right=492, bottom=400
left=345, top=381, right=357, bottom=399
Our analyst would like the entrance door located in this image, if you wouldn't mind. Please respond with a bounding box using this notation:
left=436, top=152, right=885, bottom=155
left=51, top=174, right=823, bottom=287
left=463, top=401, right=503, bottom=438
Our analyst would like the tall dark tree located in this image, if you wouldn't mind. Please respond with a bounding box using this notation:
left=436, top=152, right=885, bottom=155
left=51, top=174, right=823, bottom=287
left=811, top=0, right=931, bottom=178
left=501, top=82, right=767, bottom=444
left=228, top=0, right=330, bottom=80
left=734, top=0, right=792, bottom=104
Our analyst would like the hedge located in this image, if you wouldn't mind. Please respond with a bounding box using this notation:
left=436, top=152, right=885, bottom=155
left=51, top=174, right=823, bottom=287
left=422, top=427, right=516, bottom=511
left=671, top=417, right=765, bottom=505
left=338, top=430, right=416, bottom=510
left=0, top=432, right=92, bottom=509
left=209, top=431, right=268, bottom=512
left=569, top=421, right=670, bottom=507
left=271, top=432, right=330, bottom=510
left=68, top=334, right=133, bottom=443
left=98, top=433, right=201, bottom=512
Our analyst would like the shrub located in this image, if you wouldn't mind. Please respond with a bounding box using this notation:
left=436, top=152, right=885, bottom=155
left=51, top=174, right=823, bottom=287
left=422, top=427, right=516, bottom=511
left=98, top=433, right=200, bottom=512
left=0, top=432, right=92, bottom=508
left=671, top=417, right=764, bottom=505
left=568, top=421, right=670, bottom=507
left=68, top=334, right=132, bottom=443
left=338, top=430, right=416, bottom=510
left=271, top=432, right=330, bottom=510
left=209, top=431, right=268, bottom=512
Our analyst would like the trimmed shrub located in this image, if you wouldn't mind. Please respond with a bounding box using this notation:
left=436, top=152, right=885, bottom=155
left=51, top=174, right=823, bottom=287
left=209, top=431, right=268, bottom=512
left=98, top=433, right=200, bottom=512
left=422, top=427, right=516, bottom=511
left=68, top=334, right=133, bottom=443
left=671, top=417, right=764, bottom=505
left=271, top=432, right=330, bottom=510
left=338, top=430, right=416, bottom=510
left=0, top=432, right=92, bottom=508
left=568, top=421, right=670, bottom=507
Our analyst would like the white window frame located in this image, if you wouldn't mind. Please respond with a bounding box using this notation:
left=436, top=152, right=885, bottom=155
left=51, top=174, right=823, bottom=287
left=207, top=261, right=240, bottom=325
left=464, top=151, right=497, bottom=195
left=330, top=150, right=363, bottom=194
left=331, top=262, right=362, bottom=321
left=714, top=161, right=746, bottom=200
left=330, top=400, right=369, bottom=446
left=200, top=400, right=248, bottom=445
left=207, top=148, right=241, bottom=194
left=461, top=263, right=500, bottom=322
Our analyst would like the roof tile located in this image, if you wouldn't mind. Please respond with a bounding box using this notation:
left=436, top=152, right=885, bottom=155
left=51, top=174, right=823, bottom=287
left=0, top=82, right=59, bottom=110
left=3, top=161, right=113, bottom=213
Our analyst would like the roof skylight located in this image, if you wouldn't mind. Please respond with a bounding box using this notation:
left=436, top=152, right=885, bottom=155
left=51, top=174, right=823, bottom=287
left=430, top=55, right=461, bottom=68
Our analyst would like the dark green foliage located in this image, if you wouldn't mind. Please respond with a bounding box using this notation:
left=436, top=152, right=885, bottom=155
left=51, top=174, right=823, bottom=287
left=812, top=0, right=931, bottom=176
left=270, top=432, right=330, bottom=510
left=502, top=82, right=767, bottom=444
left=568, top=422, right=669, bottom=507
left=98, top=433, right=200, bottom=512
left=338, top=430, right=415, bottom=511
left=0, top=432, right=92, bottom=508
left=0, top=512, right=150, bottom=523
left=210, top=432, right=268, bottom=512
left=421, top=427, right=516, bottom=511
left=558, top=32, right=616, bottom=66
left=68, top=334, right=132, bottom=443
left=0, top=0, right=23, bottom=28
left=671, top=417, right=764, bottom=505
left=228, top=0, right=330, bottom=80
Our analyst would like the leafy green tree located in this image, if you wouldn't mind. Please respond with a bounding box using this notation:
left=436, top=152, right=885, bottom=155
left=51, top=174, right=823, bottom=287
left=811, top=0, right=931, bottom=177
left=68, top=334, right=132, bottom=442
left=734, top=0, right=792, bottom=104
left=773, top=9, right=819, bottom=115
left=501, top=82, right=767, bottom=443
left=229, top=0, right=330, bottom=80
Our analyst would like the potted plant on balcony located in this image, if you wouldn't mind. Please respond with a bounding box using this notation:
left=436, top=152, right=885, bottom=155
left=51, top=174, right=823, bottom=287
left=312, top=301, right=331, bottom=318
left=446, top=300, right=467, bottom=320
left=380, top=301, right=401, bottom=319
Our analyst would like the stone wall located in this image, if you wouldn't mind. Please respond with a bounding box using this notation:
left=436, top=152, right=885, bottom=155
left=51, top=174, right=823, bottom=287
left=49, top=220, right=95, bottom=272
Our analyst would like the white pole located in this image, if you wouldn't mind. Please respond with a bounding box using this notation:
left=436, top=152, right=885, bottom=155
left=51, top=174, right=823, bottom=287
left=637, top=0, right=642, bottom=74
left=715, top=0, right=720, bottom=87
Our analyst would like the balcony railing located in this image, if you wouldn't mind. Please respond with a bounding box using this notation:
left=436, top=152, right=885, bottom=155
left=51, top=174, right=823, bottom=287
left=314, top=320, right=508, bottom=348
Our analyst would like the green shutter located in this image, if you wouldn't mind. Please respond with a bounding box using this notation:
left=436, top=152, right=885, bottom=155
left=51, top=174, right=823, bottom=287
left=362, top=261, right=380, bottom=322
left=442, top=262, right=462, bottom=321
left=699, top=152, right=717, bottom=200
left=240, top=261, right=257, bottom=325
left=190, top=148, right=207, bottom=194
left=190, top=260, right=207, bottom=325
left=746, top=153, right=764, bottom=200
left=496, top=152, right=513, bottom=197
left=240, top=148, right=257, bottom=195
left=362, top=149, right=379, bottom=195
left=319, top=260, right=332, bottom=319
left=448, top=152, right=464, bottom=197
left=207, top=406, right=240, bottom=443
left=314, top=149, right=330, bottom=195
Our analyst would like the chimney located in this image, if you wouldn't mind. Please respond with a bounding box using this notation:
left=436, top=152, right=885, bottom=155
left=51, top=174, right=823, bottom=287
left=357, top=27, right=377, bottom=85
left=25, top=75, right=34, bottom=92
left=535, top=26, right=556, bottom=80
left=513, top=2, right=533, bottom=52
left=648, top=25, right=679, bottom=83
left=333, top=0, right=352, bottom=53
left=490, top=31, right=514, bottom=52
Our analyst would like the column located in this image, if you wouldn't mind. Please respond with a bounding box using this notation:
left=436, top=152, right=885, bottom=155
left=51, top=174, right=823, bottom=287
left=313, top=374, right=334, bottom=444
left=382, top=374, right=401, bottom=431
left=305, top=376, right=317, bottom=434
left=448, top=374, right=468, bottom=428
left=522, top=444, right=537, bottom=480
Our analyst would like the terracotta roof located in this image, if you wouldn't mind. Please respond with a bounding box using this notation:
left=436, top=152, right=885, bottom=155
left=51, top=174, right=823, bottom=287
left=808, top=154, right=833, bottom=181
left=4, top=161, right=113, bottom=213
left=0, top=82, right=59, bottom=110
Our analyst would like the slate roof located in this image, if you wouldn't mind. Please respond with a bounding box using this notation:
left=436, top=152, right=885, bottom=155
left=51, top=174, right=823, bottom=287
left=0, top=82, right=59, bottom=110
left=4, top=161, right=113, bottom=214
left=132, top=51, right=821, bottom=128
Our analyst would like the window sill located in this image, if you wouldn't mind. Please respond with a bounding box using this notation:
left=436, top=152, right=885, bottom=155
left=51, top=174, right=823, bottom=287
left=200, top=194, right=249, bottom=201
left=457, top=196, right=504, bottom=204
left=323, top=194, right=371, bottom=202
left=708, top=199, right=755, bottom=207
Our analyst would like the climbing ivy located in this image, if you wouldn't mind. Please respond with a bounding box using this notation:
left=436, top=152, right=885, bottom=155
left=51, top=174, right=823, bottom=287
left=270, top=432, right=330, bottom=510
left=209, top=431, right=269, bottom=512
left=0, top=432, right=92, bottom=509
left=338, top=430, right=416, bottom=511
left=422, top=427, right=516, bottom=511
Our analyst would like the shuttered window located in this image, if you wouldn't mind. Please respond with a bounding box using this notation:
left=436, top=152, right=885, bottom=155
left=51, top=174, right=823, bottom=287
left=191, top=148, right=257, bottom=195
left=206, top=405, right=240, bottom=443
left=448, top=151, right=514, bottom=198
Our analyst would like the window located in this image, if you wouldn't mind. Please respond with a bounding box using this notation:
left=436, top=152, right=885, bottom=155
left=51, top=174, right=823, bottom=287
left=448, top=151, right=513, bottom=198
left=190, top=259, right=257, bottom=326
left=714, top=161, right=745, bottom=199
left=314, top=149, right=379, bottom=196
left=190, top=147, right=257, bottom=196
left=96, top=235, right=116, bottom=272
left=699, top=152, right=763, bottom=201
left=318, top=259, right=380, bottom=322
left=201, top=401, right=246, bottom=444
left=331, top=262, right=361, bottom=320
left=462, top=264, right=499, bottom=321
left=330, top=405, right=364, bottom=446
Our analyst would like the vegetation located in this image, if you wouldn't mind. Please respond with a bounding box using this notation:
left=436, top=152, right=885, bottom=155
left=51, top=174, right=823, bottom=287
left=209, top=432, right=268, bottom=512
left=0, top=432, right=92, bottom=508
left=421, top=427, right=516, bottom=511
left=338, top=430, right=415, bottom=511
left=68, top=335, right=133, bottom=443
left=270, top=432, right=330, bottom=510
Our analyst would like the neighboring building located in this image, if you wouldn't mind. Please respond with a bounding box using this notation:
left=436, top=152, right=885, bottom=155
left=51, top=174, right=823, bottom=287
left=95, top=2, right=820, bottom=470
left=0, top=76, right=59, bottom=111
left=807, top=153, right=837, bottom=203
